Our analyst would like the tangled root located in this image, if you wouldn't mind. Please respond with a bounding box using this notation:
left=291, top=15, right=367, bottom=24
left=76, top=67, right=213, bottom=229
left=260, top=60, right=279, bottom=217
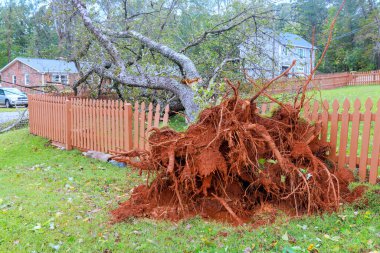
left=110, top=84, right=362, bottom=225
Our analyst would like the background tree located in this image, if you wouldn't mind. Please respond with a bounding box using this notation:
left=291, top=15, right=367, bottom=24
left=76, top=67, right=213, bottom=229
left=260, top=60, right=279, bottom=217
left=55, top=0, right=276, bottom=121
left=0, top=0, right=61, bottom=66
left=1, top=0, right=379, bottom=118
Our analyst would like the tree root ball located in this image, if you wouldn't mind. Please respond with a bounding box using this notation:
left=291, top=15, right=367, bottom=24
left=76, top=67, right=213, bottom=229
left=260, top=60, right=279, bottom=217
left=110, top=96, right=364, bottom=225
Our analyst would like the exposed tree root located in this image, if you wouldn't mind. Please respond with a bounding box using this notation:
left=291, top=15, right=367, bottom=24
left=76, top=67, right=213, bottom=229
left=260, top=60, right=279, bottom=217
left=110, top=80, right=363, bottom=225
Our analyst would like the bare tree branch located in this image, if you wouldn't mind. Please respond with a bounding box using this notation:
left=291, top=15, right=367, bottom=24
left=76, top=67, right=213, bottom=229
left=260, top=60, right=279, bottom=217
left=71, top=0, right=125, bottom=69
left=69, top=39, right=92, bottom=61
left=180, top=10, right=273, bottom=53
left=72, top=66, right=95, bottom=95
left=103, top=29, right=200, bottom=79
left=208, top=58, right=240, bottom=85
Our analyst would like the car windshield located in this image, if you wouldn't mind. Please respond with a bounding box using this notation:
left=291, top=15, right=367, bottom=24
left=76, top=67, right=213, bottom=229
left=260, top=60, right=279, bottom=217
left=3, top=88, right=24, bottom=95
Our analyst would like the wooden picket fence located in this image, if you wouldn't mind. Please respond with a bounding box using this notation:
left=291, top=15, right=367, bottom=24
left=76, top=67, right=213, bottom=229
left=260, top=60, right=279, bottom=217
left=348, top=70, right=380, bottom=86
left=259, top=98, right=380, bottom=184
left=267, top=70, right=380, bottom=93
left=28, top=95, right=169, bottom=153
left=28, top=94, right=379, bottom=184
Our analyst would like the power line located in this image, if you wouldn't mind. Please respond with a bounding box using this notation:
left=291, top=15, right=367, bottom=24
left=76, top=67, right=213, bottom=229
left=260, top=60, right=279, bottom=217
left=331, top=21, right=378, bottom=41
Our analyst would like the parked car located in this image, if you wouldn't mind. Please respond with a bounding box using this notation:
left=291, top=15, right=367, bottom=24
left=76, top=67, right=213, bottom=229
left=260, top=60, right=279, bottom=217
left=0, top=88, right=28, bottom=108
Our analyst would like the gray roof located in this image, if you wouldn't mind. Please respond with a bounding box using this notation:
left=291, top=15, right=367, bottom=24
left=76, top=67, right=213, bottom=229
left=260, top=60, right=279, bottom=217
left=0, top=57, right=78, bottom=73
left=278, top=32, right=313, bottom=49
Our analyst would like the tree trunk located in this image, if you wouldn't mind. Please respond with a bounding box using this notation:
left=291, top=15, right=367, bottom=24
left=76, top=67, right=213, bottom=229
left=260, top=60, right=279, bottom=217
left=176, top=86, right=199, bottom=122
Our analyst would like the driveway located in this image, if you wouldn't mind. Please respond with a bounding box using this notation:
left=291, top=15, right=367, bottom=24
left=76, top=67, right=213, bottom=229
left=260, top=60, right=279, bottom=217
left=0, top=111, right=28, bottom=125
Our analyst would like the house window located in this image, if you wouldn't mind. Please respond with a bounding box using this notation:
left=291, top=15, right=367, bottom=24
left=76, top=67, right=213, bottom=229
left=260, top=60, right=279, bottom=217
left=61, top=75, right=68, bottom=85
left=24, top=73, right=30, bottom=85
left=52, top=74, right=60, bottom=83
left=283, top=46, right=288, bottom=55
left=51, top=74, right=68, bottom=85
left=12, top=75, right=16, bottom=84
left=298, top=48, right=304, bottom=58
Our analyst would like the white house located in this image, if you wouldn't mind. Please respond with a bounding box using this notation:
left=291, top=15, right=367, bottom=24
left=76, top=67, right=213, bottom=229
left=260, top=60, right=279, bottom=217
left=240, top=29, right=315, bottom=79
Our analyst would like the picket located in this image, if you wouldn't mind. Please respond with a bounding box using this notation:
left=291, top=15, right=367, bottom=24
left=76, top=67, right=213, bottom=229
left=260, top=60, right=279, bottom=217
left=133, top=101, right=139, bottom=149
left=359, top=99, right=373, bottom=181
left=124, top=103, right=133, bottom=151
left=329, top=100, right=340, bottom=160
left=337, top=99, right=350, bottom=169
left=146, top=103, right=153, bottom=150
left=321, top=100, right=329, bottom=142
left=107, top=100, right=112, bottom=152
left=118, top=101, right=123, bottom=151
left=163, top=105, right=170, bottom=126
left=303, top=101, right=310, bottom=119
left=261, top=103, right=267, bottom=114
left=139, top=102, right=146, bottom=150
left=348, top=99, right=361, bottom=170
left=154, top=104, right=160, bottom=128
left=311, top=101, right=319, bottom=122
left=369, top=99, right=380, bottom=184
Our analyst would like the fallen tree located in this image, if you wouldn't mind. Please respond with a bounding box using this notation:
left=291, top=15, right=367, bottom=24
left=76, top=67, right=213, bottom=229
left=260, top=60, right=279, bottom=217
left=107, top=0, right=362, bottom=226
left=66, top=0, right=279, bottom=122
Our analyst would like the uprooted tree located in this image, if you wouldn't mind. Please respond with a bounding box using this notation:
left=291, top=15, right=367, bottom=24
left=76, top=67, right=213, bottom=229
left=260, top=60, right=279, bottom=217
left=58, top=0, right=286, bottom=121
left=109, top=75, right=364, bottom=225
left=106, top=1, right=366, bottom=225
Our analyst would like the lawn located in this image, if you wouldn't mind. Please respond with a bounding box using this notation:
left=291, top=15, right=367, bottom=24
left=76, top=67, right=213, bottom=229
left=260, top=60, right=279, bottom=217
left=0, top=128, right=379, bottom=252
left=0, top=107, right=21, bottom=113
left=308, top=85, right=380, bottom=112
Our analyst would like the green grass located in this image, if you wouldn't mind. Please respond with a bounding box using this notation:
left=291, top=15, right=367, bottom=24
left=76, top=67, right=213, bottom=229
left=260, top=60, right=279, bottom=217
left=308, top=85, right=380, bottom=112
left=0, top=107, right=21, bottom=113
left=168, top=114, right=188, bottom=132
left=0, top=128, right=379, bottom=252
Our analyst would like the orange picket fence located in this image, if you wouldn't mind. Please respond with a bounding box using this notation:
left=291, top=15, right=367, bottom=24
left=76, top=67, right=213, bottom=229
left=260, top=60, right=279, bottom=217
left=28, top=95, right=169, bottom=153
left=259, top=98, right=380, bottom=184
left=348, top=70, right=380, bottom=86
left=266, top=70, right=380, bottom=94
left=28, top=94, right=379, bottom=184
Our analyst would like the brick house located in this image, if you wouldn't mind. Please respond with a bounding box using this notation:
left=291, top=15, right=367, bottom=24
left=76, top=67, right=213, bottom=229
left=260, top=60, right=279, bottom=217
left=0, top=57, right=79, bottom=93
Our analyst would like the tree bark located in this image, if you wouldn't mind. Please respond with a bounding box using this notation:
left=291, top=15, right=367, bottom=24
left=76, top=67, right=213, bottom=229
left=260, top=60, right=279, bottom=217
left=71, top=0, right=200, bottom=122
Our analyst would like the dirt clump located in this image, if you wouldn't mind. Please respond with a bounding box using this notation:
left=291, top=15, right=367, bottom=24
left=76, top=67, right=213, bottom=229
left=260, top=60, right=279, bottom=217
left=111, top=81, right=363, bottom=225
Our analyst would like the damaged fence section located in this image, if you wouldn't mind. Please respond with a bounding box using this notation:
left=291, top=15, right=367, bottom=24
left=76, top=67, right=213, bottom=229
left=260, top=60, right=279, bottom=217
left=28, top=94, right=169, bottom=153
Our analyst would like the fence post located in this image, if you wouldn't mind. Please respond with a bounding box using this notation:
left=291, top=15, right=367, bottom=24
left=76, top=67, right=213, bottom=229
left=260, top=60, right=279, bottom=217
left=65, top=99, right=72, bottom=150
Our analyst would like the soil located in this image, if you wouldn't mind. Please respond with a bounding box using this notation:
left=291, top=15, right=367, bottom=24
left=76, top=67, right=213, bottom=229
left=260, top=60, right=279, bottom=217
left=110, top=81, right=366, bottom=225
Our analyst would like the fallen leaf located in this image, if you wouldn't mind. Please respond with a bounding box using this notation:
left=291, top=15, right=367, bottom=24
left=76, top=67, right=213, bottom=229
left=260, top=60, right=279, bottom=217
left=32, top=224, right=41, bottom=230
left=243, top=247, right=252, bottom=253
left=132, top=230, right=141, bottom=235
left=307, top=244, right=314, bottom=251
left=49, top=243, right=60, bottom=251
left=282, top=232, right=289, bottom=241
